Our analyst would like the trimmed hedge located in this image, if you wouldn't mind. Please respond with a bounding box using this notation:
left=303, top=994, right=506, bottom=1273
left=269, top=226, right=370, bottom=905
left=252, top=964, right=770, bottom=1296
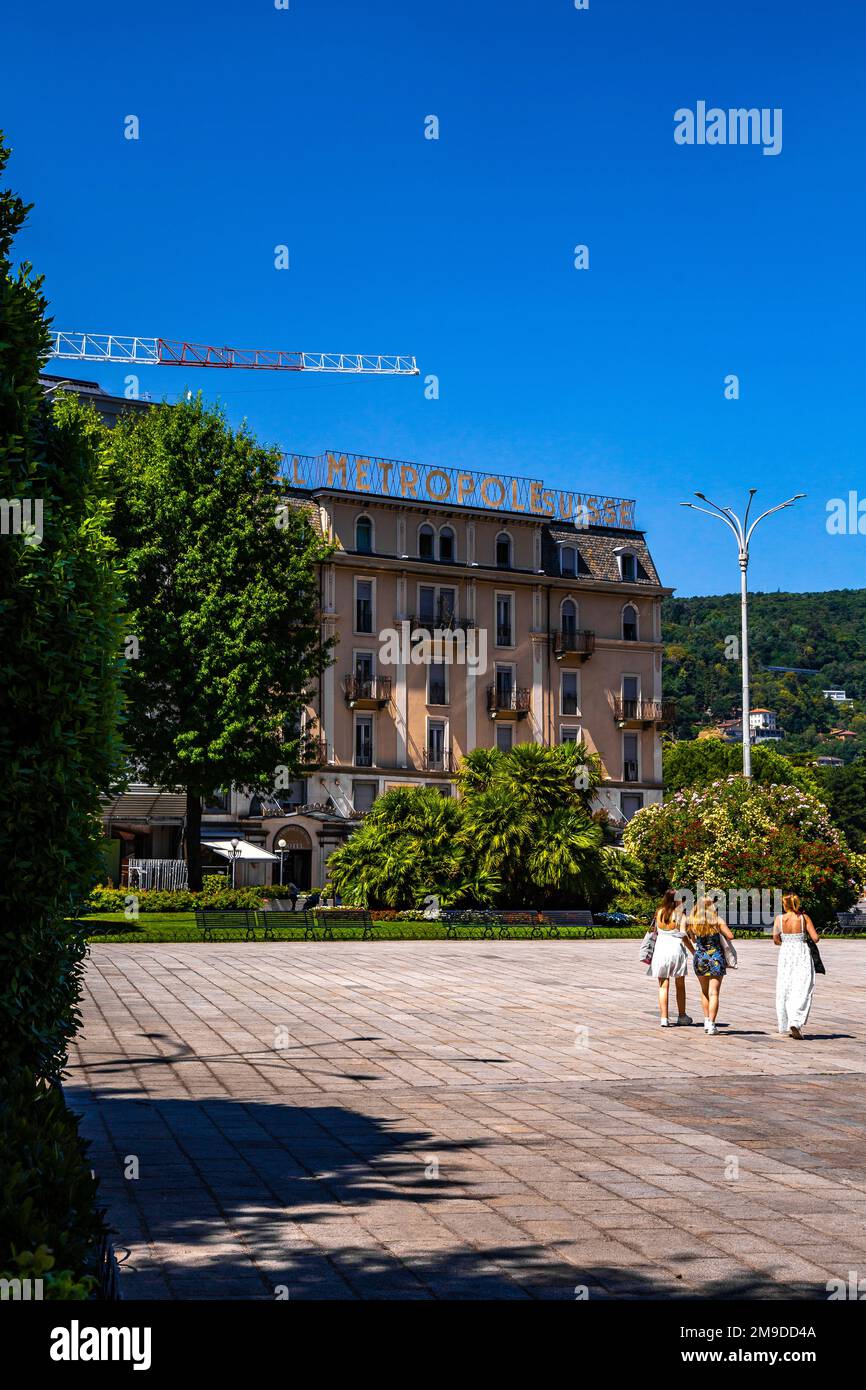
left=0, top=1070, right=107, bottom=1299
left=86, top=884, right=300, bottom=914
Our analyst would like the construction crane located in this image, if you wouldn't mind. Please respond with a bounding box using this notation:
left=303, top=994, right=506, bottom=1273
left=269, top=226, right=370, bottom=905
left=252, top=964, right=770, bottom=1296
left=47, top=331, right=419, bottom=376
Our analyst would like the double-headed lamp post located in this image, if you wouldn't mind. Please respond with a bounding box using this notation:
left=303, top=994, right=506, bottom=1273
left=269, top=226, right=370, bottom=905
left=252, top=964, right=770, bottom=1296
left=680, top=490, right=805, bottom=780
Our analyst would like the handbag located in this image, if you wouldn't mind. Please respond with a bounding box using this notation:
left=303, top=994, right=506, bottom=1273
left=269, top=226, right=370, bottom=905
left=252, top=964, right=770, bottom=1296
left=806, top=936, right=826, bottom=975
left=722, top=936, right=738, bottom=969
left=639, top=924, right=657, bottom=966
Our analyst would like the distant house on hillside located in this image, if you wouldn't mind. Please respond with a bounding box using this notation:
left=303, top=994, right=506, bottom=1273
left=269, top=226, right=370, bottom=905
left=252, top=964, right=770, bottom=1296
left=823, top=688, right=850, bottom=704
left=829, top=728, right=858, bottom=742
left=749, top=709, right=783, bottom=743
left=814, top=755, right=844, bottom=767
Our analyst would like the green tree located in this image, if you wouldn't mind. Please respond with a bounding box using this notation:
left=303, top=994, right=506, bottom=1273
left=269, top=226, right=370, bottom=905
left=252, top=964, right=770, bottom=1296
left=106, top=396, right=331, bottom=888
left=663, top=738, right=821, bottom=799
left=0, top=134, right=125, bottom=1078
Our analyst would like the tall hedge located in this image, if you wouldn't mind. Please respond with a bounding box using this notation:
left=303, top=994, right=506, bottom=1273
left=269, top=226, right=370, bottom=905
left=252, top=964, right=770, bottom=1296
left=0, top=134, right=125, bottom=1079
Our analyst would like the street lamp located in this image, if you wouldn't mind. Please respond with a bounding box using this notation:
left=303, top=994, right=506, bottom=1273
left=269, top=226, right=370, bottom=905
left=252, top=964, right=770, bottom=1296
left=680, top=489, right=805, bottom=779
left=229, top=836, right=240, bottom=890
left=277, top=838, right=287, bottom=886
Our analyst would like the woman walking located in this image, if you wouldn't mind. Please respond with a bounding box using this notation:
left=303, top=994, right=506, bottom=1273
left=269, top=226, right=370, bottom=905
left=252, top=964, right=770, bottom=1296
left=685, top=896, right=736, bottom=1035
left=650, top=889, right=692, bottom=1027
left=774, top=893, right=820, bottom=1039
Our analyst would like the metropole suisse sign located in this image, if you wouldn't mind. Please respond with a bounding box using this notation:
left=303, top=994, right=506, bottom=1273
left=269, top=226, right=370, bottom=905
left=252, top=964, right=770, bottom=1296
left=281, top=451, right=636, bottom=529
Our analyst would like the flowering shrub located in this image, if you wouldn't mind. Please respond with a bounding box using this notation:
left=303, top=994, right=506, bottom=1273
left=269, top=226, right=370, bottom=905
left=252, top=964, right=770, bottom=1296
left=623, top=776, right=860, bottom=927
left=86, top=884, right=299, bottom=914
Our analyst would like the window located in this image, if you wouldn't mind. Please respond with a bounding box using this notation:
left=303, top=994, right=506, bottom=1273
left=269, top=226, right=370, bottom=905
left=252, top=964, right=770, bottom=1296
left=355, top=579, right=373, bottom=633
left=619, top=551, right=637, bottom=582
left=622, top=605, right=638, bottom=641
left=560, top=728, right=579, bottom=745
left=354, top=717, right=373, bottom=766
left=439, top=526, right=455, bottom=562
left=496, top=593, right=513, bottom=646
left=561, top=671, right=579, bottom=716
left=354, top=651, right=374, bottom=699
left=496, top=532, right=512, bottom=568
left=204, top=789, right=229, bottom=812
left=427, top=720, right=446, bottom=768
left=419, top=524, right=435, bottom=559
left=623, top=732, right=639, bottom=782
left=561, top=599, right=577, bottom=636
left=560, top=545, right=577, bottom=577
left=496, top=723, right=514, bottom=752
left=355, top=515, right=373, bottom=553
left=352, top=780, right=377, bottom=813
left=622, top=675, right=639, bottom=719
left=428, top=662, right=447, bottom=705
left=277, top=779, right=306, bottom=810
left=621, top=792, right=643, bottom=821
left=495, top=665, right=514, bottom=707
left=437, top=587, right=456, bottom=624
left=419, top=585, right=436, bottom=624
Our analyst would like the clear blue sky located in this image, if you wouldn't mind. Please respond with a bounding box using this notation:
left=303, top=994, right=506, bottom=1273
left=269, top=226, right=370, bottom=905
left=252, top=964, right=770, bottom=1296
left=6, top=0, right=865, bottom=596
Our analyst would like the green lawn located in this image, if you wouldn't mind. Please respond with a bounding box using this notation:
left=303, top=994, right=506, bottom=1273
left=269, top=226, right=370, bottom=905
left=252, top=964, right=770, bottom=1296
left=80, top=911, right=651, bottom=944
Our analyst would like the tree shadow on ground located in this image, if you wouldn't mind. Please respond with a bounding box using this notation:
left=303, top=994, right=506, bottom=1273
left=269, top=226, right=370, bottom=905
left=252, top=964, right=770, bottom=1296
left=67, top=1086, right=831, bottom=1302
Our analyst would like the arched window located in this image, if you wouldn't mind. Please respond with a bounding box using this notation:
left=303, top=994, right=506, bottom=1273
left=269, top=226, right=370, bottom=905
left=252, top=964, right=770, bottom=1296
left=495, top=532, right=512, bottom=568
left=418, top=524, right=435, bottom=559
left=355, top=515, right=373, bottom=554
left=439, top=526, right=455, bottom=562
left=561, top=598, right=577, bottom=635
left=622, top=604, right=638, bottom=641
left=560, top=545, right=577, bottom=577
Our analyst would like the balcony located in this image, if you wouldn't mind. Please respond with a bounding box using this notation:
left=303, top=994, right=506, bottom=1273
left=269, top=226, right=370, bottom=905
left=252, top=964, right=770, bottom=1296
left=495, top=626, right=513, bottom=647
left=404, top=612, right=475, bottom=631
left=424, top=748, right=455, bottom=773
left=343, top=674, right=392, bottom=710
left=612, top=696, right=676, bottom=728
left=487, top=685, right=531, bottom=720
left=551, top=628, right=595, bottom=662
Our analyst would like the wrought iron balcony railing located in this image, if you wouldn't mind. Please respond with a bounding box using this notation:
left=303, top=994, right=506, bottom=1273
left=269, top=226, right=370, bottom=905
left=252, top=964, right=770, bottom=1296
left=612, top=696, right=676, bottom=726
left=551, top=628, right=595, bottom=660
left=343, top=674, right=392, bottom=708
left=424, top=748, right=455, bottom=772
left=487, top=685, right=531, bottom=717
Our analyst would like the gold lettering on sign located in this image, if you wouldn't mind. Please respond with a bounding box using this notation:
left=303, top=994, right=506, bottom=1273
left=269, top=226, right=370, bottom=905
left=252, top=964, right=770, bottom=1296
left=529, top=482, right=545, bottom=514
left=327, top=452, right=347, bottom=487
left=380, top=461, right=393, bottom=494
left=542, top=491, right=555, bottom=514
left=457, top=473, right=476, bottom=504
left=292, top=457, right=306, bottom=486
left=559, top=492, right=574, bottom=520
left=586, top=496, right=601, bottom=525
left=510, top=479, right=525, bottom=512
left=603, top=498, right=617, bottom=524
left=400, top=465, right=419, bottom=497
left=481, top=476, right=505, bottom=508
left=426, top=470, right=451, bottom=502
left=356, top=458, right=371, bottom=491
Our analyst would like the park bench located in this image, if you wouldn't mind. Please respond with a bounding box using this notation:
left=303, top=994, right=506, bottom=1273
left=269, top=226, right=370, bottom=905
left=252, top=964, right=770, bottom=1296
left=313, top=906, right=374, bottom=940
left=539, top=909, right=595, bottom=939
left=442, top=909, right=500, bottom=939
left=195, top=908, right=261, bottom=941
left=827, top=912, right=866, bottom=937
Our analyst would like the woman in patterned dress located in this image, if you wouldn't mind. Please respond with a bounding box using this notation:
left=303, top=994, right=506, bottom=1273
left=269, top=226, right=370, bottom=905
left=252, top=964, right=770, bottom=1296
left=685, top=897, right=736, bottom=1035
left=773, top=892, right=820, bottom=1040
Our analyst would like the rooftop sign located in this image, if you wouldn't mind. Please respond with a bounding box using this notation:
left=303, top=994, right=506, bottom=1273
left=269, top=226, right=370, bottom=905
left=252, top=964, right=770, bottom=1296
left=281, top=451, right=636, bottom=529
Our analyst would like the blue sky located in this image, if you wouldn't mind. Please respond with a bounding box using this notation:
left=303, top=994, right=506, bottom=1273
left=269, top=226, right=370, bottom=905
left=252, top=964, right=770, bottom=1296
left=6, top=0, right=865, bottom=597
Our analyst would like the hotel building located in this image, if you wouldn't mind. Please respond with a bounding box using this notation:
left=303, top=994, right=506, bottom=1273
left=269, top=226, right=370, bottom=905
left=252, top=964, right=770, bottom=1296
left=61, top=370, right=674, bottom=891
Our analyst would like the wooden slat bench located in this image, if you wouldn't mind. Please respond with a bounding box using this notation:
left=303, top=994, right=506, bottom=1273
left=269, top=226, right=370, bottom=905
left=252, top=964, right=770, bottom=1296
left=442, top=910, right=500, bottom=939
left=313, top=907, right=373, bottom=940
left=539, top=909, right=595, bottom=939
left=195, top=908, right=260, bottom=941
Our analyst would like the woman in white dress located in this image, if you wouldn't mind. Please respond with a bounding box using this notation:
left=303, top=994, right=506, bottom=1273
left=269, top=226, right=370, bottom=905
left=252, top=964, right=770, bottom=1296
left=650, top=890, right=692, bottom=1027
left=774, top=892, right=820, bottom=1039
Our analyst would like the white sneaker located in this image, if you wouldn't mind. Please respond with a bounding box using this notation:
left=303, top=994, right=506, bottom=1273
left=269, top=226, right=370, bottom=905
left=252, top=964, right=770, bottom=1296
left=705, top=1021, right=717, bottom=1035
left=660, top=1017, right=670, bottom=1027
left=675, top=1014, right=693, bottom=1026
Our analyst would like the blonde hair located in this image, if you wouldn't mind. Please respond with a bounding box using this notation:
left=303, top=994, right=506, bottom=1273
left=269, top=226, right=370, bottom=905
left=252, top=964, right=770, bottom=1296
left=782, top=892, right=801, bottom=914
left=687, top=896, right=724, bottom=935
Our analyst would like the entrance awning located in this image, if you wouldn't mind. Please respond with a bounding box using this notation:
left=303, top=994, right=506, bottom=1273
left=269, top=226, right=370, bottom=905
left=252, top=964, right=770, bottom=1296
left=205, top=839, right=279, bottom=863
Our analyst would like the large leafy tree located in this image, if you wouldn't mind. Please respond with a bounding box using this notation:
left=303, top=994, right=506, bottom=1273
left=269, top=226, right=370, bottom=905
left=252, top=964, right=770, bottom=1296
left=663, top=737, right=822, bottom=800
left=106, top=396, right=331, bottom=888
left=0, top=134, right=125, bottom=1077
left=328, top=742, right=637, bottom=910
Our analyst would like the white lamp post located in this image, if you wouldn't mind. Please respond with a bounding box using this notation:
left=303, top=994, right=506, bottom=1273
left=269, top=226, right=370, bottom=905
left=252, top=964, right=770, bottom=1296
left=680, top=490, right=805, bottom=779
left=229, top=836, right=240, bottom=889
left=277, top=838, right=287, bottom=886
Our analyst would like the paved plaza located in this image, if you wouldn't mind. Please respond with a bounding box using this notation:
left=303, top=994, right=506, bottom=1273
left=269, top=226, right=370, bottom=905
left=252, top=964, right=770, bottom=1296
left=67, top=939, right=866, bottom=1299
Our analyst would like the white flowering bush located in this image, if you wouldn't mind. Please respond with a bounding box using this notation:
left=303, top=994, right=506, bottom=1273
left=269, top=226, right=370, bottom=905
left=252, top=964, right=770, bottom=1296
left=623, top=776, right=859, bottom=926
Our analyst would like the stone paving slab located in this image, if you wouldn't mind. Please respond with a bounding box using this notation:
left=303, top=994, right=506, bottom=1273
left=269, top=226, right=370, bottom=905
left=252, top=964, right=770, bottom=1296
left=66, top=939, right=866, bottom=1299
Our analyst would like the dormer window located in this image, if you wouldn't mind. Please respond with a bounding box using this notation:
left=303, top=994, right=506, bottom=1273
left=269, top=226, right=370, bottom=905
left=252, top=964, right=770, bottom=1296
left=496, top=532, right=512, bottom=568
left=439, top=526, right=455, bottom=562
left=419, top=524, right=435, bottom=559
left=355, top=515, right=373, bottom=554
left=616, top=548, right=637, bottom=582
left=560, top=545, right=577, bottom=577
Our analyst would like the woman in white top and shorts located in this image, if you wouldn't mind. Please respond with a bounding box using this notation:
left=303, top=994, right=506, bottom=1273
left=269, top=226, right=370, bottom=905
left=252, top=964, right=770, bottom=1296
left=650, top=889, right=692, bottom=1027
